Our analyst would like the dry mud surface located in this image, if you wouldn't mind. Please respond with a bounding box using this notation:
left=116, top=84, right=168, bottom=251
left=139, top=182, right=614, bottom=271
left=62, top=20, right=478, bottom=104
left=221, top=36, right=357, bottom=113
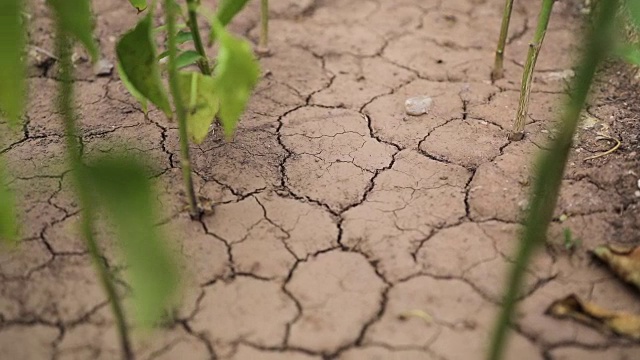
left=1, top=0, right=640, bottom=359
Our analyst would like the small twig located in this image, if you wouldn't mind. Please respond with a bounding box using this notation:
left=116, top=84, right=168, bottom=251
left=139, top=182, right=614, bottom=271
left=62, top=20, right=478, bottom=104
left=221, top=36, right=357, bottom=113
left=29, top=45, right=58, bottom=60
left=584, top=134, right=621, bottom=161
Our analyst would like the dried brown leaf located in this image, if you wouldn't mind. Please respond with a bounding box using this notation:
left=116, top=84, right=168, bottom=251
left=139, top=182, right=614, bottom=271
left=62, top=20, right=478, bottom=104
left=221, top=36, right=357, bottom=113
left=592, top=244, right=640, bottom=290
left=546, top=294, right=640, bottom=340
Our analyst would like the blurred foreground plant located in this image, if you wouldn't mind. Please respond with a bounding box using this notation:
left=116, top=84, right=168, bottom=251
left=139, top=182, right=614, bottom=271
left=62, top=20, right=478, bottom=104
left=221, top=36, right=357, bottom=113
left=1, top=1, right=180, bottom=359
left=487, top=0, right=620, bottom=359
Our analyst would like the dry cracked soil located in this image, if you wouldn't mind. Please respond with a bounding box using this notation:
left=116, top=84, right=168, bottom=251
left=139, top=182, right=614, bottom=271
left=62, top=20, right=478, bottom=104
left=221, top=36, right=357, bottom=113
left=1, top=0, right=640, bottom=359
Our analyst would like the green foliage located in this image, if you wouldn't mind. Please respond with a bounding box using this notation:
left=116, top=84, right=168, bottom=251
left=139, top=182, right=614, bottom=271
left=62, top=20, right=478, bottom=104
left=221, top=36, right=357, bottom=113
left=627, top=0, right=640, bottom=29
left=87, top=156, right=179, bottom=327
left=615, top=43, right=640, bottom=65
left=0, top=160, right=18, bottom=245
left=117, top=63, right=148, bottom=115
left=176, top=50, right=203, bottom=69
left=176, top=30, right=194, bottom=44
left=0, top=0, right=25, bottom=125
left=128, top=0, right=148, bottom=12
left=209, top=0, right=251, bottom=44
left=178, top=71, right=219, bottom=143
left=211, top=19, right=260, bottom=139
left=116, top=14, right=172, bottom=117
left=47, top=0, right=98, bottom=60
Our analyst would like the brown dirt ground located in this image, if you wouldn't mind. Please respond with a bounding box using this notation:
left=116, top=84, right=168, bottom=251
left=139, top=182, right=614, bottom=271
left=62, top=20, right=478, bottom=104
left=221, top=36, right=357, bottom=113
left=1, top=0, right=640, bottom=359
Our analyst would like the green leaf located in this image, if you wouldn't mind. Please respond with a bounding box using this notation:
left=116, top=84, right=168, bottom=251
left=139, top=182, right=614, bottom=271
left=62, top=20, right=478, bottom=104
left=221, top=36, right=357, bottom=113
left=86, top=156, right=179, bottom=327
left=47, top=0, right=98, bottom=61
left=0, top=159, right=18, bottom=245
left=211, top=20, right=260, bottom=139
left=116, top=63, right=148, bottom=115
left=176, top=30, right=193, bottom=44
left=615, top=43, right=640, bottom=66
left=128, top=0, right=147, bottom=12
left=116, top=14, right=172, bottom=117
left=217, top=0, right=252, bottom=26
left=178, top=72, right=219, bottom=143
left=175, top=50, right=202, bottom=69
left=628, top=0, right=640, bottom=31
left=209, top=0, right=251, bottom=44
left=0, top=0, right=25, bottom=125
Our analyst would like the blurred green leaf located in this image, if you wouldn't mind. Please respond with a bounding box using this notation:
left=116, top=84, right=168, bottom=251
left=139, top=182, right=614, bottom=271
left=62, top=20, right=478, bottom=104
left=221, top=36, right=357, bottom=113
left=47, top=0, right=98, bottom=61
left=615, top=43, right=640, bottom=66
left=628, top=0, right=640, bottom=30
left=208, top=0, right=251, bottom=44
left=0, top=159, right=18, bottom=245
left=176, top=30, right=193, bottom=44
left=211, top=19, right=259, bottom=139
left=117, top=14, right=172, bottom=117
left=87, top=156, right=179, bottom=327
left=176, top=50, right=202, bottom=69
left=116, top=63, right=148, bottom=115
left=128, top=0, right=147, bottom=12
left=178, top=71, right=219, bottom=143
left=0, top=0, right=25, bottom=125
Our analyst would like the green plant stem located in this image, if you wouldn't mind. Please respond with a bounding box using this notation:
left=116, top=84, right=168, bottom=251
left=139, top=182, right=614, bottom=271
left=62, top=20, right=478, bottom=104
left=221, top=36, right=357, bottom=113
left=259, top=0, right=269, bottom=50
left=186, top=0, right=211, bottom=75
left=165, top=0, right=200, bottom=219
left=492, top=0, right=515, bottom=81
left=487, top=0, right=619, bottom=359
left=55, top=29, right=133, bottom=360
left=509, top=0, right=554, bottom=141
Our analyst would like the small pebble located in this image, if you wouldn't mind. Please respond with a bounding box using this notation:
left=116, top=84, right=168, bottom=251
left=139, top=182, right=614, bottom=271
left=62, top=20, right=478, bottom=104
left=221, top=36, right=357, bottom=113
left=94, top=59, right=113, bottom=76
left=405, top=96, right=433, bottom=116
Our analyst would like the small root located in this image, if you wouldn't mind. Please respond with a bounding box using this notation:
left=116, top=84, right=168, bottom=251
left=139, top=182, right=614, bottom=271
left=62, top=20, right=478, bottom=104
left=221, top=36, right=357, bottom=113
left=583, top=134, right=621, bottom=161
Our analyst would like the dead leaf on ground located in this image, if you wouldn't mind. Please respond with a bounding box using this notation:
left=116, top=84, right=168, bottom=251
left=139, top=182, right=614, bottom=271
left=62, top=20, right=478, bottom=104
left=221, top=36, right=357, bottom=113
left=397, top=309, right=433, bottom=324
left=546, top=294, right=640, bottom=340
left=591, top=244, right=640, bottom=291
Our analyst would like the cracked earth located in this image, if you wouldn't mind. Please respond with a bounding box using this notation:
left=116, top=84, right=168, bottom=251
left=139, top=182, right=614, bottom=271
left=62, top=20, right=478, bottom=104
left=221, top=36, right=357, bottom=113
left=2, top=0, right=640, bottom=359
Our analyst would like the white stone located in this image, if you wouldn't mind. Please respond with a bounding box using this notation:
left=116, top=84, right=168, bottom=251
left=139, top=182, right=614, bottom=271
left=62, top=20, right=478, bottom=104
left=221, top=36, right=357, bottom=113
left=404, top=96, right=433, bottom=116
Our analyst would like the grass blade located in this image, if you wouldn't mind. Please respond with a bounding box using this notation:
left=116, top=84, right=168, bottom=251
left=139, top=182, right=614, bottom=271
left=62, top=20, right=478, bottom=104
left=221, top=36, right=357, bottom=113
left=47, top=0, right=98, bottom=60
left=0, top=0, right=25, bottom=125
left=0, top=159, right=18, bottom=245
left=487, top=0, right=620, bottom=359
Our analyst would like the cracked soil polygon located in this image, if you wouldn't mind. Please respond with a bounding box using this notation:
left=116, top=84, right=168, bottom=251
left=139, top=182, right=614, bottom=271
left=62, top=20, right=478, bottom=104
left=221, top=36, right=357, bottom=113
left=2, top=0, right=640, bottom=358
left=286, top=251, right=386, bottom=354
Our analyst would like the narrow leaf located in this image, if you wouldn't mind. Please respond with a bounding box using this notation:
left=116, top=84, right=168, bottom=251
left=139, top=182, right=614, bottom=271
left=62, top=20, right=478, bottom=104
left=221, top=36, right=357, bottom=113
left=87, top=156, right=179, bottom=327
left=178, top=72, right=219, bottom=143
left=209, top=0, right=251, bottom=44
left=116, top=63, right=148, bottom=115
left=175, top=50, right=202, bottom=69
left=0, top=0, right=25, bottom=125
left=211, top=20, right=260, bottom=139
left=47, top=0, right=98, bottom=60
left=176, top=30, right=193, bottom=44
left=116, top=14, right=172, bottom=116
left=0, top=159, right=18, bottom=245
left=128, top=0, right=147, bottom=12
left=217, top=0, right=252, bottom=26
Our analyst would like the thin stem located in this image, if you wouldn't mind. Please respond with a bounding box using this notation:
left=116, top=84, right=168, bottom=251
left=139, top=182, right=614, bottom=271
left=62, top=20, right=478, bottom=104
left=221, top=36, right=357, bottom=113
left=487, top=0, right=618, bottom=359
left=166, top=0, right=200, bottom=219
left=492, top=0, right=515, bottom=81
left=259, top=0, right=269, bottom=50
left=509, top=0, right=554, bottom=141
left=186, top=0, right=211, bottom=75
left=55, top=28, right=133, bottom=360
